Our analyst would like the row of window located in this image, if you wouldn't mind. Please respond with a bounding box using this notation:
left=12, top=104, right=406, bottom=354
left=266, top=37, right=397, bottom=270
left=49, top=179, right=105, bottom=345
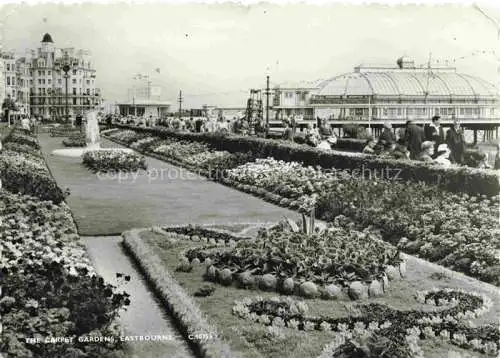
left=34, top=78, right=94, bottom=85
left=345, top=107, right=491, bottom=117
left=34, top=69, right=93, bottom=76
left=283, top=92, right=308, bottom=101
left=31, top=98, right=99, bottom=106
left=31, top=87, right=96, bottom=95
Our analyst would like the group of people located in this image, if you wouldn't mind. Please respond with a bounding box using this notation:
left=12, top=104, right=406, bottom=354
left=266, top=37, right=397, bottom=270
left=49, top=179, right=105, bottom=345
left=19, top=115, right=38, bottom=134
left=362, top=116, right=498, bottom=169
left=282, top=117, right=338, bottom=150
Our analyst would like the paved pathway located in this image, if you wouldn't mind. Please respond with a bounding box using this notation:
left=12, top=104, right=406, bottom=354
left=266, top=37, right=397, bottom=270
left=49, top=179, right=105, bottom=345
left=39, top=133, right=296, bottom=235
left=83, top=236, right=193, bottom=358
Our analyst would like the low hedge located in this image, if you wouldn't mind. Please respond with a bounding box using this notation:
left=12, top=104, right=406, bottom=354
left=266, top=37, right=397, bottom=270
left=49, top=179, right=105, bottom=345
left=334, top=138, right=366, bottom=152
left=112, top=124, right=500, bottom=196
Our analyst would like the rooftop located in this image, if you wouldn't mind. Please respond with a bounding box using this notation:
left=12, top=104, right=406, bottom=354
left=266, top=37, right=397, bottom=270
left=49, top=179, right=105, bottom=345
left=41, top=33, right=54, bottom=43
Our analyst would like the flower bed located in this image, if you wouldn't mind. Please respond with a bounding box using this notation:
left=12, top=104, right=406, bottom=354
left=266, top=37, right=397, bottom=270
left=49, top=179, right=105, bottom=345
left=62, top=133, right=87, bottom=147
left=49, top=125, right=81, bottom=137
left=102, top=129, right=500, bottom=285
left=221, top=158, right=500, bottom=286
left=0, top=189, right=129, bottom=357
left=82, top=150, right=147, bottom=173
left=233, top=288, right=498, bottom=357
left=109, top=124, right=500, bottom=196
left=151, top=140, right=209, bottom=161
left=0, top=128, right=67, bottom=204
left=7, top=130, right=41, bottom=149
left=106, top=129, right=147, bottom=144
left=182, top=217, right=403, bottom=300
left=129, top=225, right=500, bottom=358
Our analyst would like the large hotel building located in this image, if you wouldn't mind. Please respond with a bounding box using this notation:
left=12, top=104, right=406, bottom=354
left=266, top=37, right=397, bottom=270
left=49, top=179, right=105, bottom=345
left=1, top=33, right=102, bottom=120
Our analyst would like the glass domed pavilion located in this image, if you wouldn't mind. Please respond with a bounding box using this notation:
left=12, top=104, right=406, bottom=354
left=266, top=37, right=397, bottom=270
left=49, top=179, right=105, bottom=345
left=272, top=57, right=498, bottom=137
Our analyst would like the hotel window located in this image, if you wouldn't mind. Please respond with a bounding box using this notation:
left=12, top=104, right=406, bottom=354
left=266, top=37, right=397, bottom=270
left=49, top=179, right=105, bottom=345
left=72, top=88, right=77, bottom=95
left=48, top=71, right=51, bottom=76
left=87, top=88, right=91, bottom=95
left=86, top=79, right=90, bottom=85
left=73, top=98, right=77, bottom=105
left=397, top=108, right=402, bottom=116
left=12, top=78, right=15, bottom=86
left=460, top=108, right=465, bottom=116
left=6, top=64, right=10, bottom=71
left=491, top=108, right=495, bottom=117
left=73, top=69, right=77, bottom=75
left=435, top=108, right=440, bottom=115
left=41, top=88, right=45, bottom=95
left=72, top=79, right=77, bottom=84
left=473, top=108, right=480, bottom=115
left=6, top=77, right=10, bottom=85
left=285, top=92, right=293, bottom=98
left=48, top=79, right=51, bottom=85
left=383, top=108, right=388, bottom=116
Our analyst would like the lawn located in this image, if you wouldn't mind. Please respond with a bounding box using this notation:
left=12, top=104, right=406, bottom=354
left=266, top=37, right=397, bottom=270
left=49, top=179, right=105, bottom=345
left=137, top=227, right=500, bottom=358
left=37, top=133, right=296, bottom=236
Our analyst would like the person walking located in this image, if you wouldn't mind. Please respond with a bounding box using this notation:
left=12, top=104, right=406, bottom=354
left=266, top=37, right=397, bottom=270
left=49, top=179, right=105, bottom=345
left=446, top=120, right=466, bottom=164
left=403, top=120, right=425, bottom=160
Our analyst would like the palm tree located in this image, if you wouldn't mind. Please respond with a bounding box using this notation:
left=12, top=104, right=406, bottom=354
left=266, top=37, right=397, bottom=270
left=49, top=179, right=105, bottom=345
left=2, top=95, right=18, bottom=127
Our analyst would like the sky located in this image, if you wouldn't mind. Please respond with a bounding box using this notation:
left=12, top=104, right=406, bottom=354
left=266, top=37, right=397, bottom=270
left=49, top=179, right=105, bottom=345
left=1, top=2, right=499, bottom=108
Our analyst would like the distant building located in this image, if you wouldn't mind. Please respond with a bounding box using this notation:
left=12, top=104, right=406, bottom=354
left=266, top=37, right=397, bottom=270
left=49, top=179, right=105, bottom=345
left=1, top=33, right=103, bottom=121
left=117, top=81, right=171, bottom=118
left=271, top=57, right=499, bottom=134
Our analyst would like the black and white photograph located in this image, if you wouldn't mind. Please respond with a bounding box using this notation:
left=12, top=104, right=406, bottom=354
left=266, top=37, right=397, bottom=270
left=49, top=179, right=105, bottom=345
left=0, top=1, right=499, bottom=358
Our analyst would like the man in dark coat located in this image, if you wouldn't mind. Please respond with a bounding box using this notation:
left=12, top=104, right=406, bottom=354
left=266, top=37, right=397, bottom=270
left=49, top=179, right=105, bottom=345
left=403, top=120, right=425, bottom=160
left=379, top=122, right=396, bottom=145
left=429, top=115, right=445, bottom=154
left=446, top=120, right=465, bottom=164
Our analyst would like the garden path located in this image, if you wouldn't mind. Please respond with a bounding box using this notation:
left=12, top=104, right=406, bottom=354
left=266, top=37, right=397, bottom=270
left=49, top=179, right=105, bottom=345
left=38, top=133, right=297, bottom=236
left=82, top=236, right=194, bottom=358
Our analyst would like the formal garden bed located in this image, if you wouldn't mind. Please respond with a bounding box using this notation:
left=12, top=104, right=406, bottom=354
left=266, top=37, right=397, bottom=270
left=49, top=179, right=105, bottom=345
left=62, top=133, right=86, bottom=147
left=0, top=128, right=129, bottom=358
left=105, top=125, right=500, bottom=196
left=123, top=224, right=500, bottom=358
left=82, top=150, right=147, bottom=173
left=102, top=128, right=500, bottom=286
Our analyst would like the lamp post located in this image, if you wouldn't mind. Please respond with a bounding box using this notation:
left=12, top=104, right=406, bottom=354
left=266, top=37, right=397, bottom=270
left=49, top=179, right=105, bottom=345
left=62, top=54, right=71, bottom=123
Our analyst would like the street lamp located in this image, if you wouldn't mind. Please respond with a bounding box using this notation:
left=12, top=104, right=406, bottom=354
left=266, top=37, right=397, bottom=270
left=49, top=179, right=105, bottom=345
left=62, top=53, right=71, bottom=123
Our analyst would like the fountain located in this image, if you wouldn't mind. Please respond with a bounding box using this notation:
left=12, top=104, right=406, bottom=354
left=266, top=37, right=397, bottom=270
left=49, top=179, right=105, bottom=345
left=52, top=110, right=134, bottom=157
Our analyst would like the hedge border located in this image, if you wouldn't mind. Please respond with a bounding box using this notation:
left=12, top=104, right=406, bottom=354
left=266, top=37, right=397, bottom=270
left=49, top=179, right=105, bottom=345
left=110, top=124, right=500, bottom=196
left=121, top=229, right=235, bottom=358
